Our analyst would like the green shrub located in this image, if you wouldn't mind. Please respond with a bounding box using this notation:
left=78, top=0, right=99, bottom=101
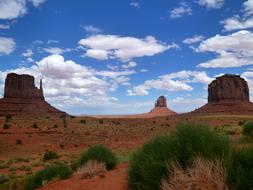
left=43, top=151, right=59, bottom=161
left=16, top=139, right=22, bottom=145
left=80, top=119, right=86, bottom=124
left=0, top=174, right=8, bottom=184
left=31, top=123, right=38, bottom=129
left=25, top=163, right=72, bottom=190
left=5, top=115, right=12, bottom=123
left=128, top=123, right=230, bottom=190
left=72, top=145, right=117, bottom=171
left=99, top=119, right=104, bottom=124
left=53, top=124, right=58, bottom=128
left=3, top=124, right=11, bottom=129
left=228, top=147, right=253, bottom=190
left=243, top=121, right=253, bottom=140
left=239, top=120, right=246, bottom=126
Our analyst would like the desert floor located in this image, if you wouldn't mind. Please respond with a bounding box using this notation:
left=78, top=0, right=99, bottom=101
left=0, top=113, right=252, bottom=189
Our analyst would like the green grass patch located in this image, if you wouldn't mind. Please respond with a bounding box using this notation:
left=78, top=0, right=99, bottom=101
left=72, top=145, right=117, bottom=171
left=128, top=123, right=230, bottom=190
left=228, top=147, right=253, bottom=190
left=25, top=163, right=72, bottom=190
left=43, top=151, right=59, bottom=161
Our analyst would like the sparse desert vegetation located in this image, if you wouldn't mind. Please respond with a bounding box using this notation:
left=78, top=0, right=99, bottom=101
left=160, top=156, right=227, bottom=190
left=0, top=116, right=253, bottom=190
left=76, top=160, right=106, bottom=179
left=72, top=145, right=117, bottom=171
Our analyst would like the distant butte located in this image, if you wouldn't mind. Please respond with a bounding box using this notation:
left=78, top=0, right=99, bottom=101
left=0, top=73, right=66, bottom=117
left=92, top=95, right=176, bottom=118
left=149, top=96, right=176, bottom=116
left=193, top=74, right=253, bottom=114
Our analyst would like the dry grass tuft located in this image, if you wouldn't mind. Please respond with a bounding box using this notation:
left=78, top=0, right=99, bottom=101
left=76, top=160, right=106, bottom=179
left=161, top=157, right=228, bottom=190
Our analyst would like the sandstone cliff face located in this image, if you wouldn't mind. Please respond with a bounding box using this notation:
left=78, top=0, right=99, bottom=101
left=150, top=96, right=176, bottom=116
left=0, top=73, right=66, bottom=117
left=155, top=96, right=167, bottom=107
left=4, top=73, right=44, bottom=100
left=208, top=74, right=249, bottom=102
left=193, top=74, right=253, bottom=114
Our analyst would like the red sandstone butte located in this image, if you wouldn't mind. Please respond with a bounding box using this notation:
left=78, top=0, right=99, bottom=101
left=149, top=96, right=176, bottom=116
left=0, top=73, right=66, bottom=117
left=193, top=74, right=253, bottom=114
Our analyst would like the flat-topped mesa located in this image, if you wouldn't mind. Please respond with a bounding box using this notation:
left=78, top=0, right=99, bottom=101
left=208, top=74, right=249, bottom=103
left=192, top=74, right=253, bottom=114
left=4, top=73, right=44, bottom=100
left=155, top=96, right=167, bottom=107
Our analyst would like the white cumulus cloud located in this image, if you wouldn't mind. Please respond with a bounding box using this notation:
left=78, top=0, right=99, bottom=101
left=122, top=61, right=137, bottom=69
left=170, top=2, right=192, bottom=18
left=0, top=37, right=15, bottom=55
left=22, top=49, right=33, bottom=57
left=127, top=70, right=212, bottom=96
left=43, top=47, right=71, bottom=55
left=0, top=24, right=10, bottom=29
left=222, top=0, right=253, bottom=31
left=83, top=25, right=102, bottom=34
left=198, top=0, right=224, bottom=9
left=78, top=35, right=174, bottom=61
left=183, top=35, right=204, bottom=44
left=197, top=30, right=253, bottom=68
left=0, top=54, right=137, bottom=114
left=0, top=0, right=45, bottom=20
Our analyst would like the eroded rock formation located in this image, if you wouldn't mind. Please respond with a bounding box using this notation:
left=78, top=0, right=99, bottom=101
left=208, top=74, right=249, bottom=103
left=155, top=96, right=167, bottom=107
left=4, top=73, right=44, bottom=100
left=193, top=74, right=253, bottom=114
left=0, top=73, right=66, bottom=117
left=150, top=96, right=176, bottom=116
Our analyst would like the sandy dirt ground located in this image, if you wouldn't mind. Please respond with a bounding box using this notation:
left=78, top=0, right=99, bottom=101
left=39, top=163, right=128, bottom=190
left=0, top=114, right=252, bottom=190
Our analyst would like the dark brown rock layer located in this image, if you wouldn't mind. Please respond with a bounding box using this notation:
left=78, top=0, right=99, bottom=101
left=4, top=73, right=44, bottom=100
left=208, top=74, right=249, bottom=102
left=150, top=96, right=176, bottom=116
left=193, top=74, right=253, bottom=114
left=155, top=96, right=167, bottom=107
left=0, top=73, right=66, bottom=117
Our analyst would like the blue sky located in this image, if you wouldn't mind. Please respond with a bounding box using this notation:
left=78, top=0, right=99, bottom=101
left=0, top=0, right=253, bottom=115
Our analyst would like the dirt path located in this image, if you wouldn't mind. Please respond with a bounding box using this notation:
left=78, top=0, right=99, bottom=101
left=39, top=163, right=128, bottom=190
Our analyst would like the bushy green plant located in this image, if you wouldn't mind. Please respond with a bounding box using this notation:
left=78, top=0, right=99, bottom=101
left=3, top=124, right=10, bottom=129
left=239, top=120, right=246, bottom=126
left=99, top=119, right=104, bottom=124
left=72, top=145, right=117, bottom=171
left=0, top=174, right=8, bottom=184
left=128, top=123, right=230, bottom=190
left=43, top=151, right=59, bottom=161
left=31, top=123, right=38, bottom=129
left=243, top=121, right=253, bottom=140
left=16, top=139, right=22, bottom=145
left=228, top=147, right=253, bottom=190
left=25, top=163, right=72, bottom=190
left=80, top=119, right=86, bottom=124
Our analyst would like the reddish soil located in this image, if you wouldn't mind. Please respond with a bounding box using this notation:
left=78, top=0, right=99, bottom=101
left=39, top=163, right=128, bottom=190
left=192, top=100, right=253, bottom=114
left=93, top=107, right=176, bottom=118
left=0, top=113, right=252, bottom=190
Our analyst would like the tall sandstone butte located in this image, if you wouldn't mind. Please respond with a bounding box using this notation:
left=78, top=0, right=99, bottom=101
left=4, top=73, right=45, bottom=100
left=149, top=96, right=176, bottom=116
left=0, top=73, right=66, bottom=117
left=193, top=74, right=253, bottom=114
left=208, top=74, right=249, bottom=103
